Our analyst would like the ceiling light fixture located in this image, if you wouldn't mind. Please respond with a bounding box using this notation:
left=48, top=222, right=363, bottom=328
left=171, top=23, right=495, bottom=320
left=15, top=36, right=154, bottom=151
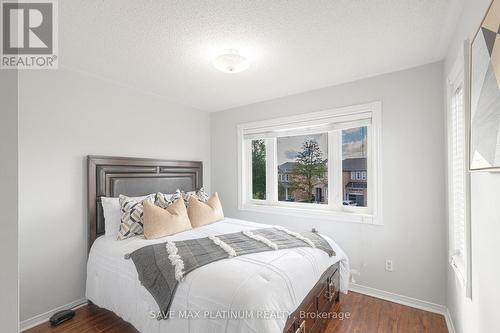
left=212, top=49, right=249, bottom=73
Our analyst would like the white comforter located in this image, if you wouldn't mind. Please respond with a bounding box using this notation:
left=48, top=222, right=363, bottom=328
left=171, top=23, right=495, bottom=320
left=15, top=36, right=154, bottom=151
left=86, top=218, right=349, bottom=333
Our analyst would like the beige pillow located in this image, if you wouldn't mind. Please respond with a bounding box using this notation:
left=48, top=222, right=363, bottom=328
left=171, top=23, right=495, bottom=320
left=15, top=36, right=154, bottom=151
left=187, top=192, right=224, bottom=228
left=143, top=198, right=192, bottom=239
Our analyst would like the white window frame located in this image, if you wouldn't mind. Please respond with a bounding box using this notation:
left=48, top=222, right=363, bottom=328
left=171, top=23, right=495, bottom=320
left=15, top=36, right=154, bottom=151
left=237, top=101, right=382, bottom=225
left=446, top=41, right=472, bottom=298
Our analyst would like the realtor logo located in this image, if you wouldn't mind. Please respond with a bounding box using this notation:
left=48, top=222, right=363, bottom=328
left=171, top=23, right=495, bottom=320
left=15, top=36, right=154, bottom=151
left=1, top=0, right=58, bottom=69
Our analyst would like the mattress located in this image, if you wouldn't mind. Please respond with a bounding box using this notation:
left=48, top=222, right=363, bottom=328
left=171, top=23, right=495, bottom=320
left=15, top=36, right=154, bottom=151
left=86, top=218, right=349, bottom=333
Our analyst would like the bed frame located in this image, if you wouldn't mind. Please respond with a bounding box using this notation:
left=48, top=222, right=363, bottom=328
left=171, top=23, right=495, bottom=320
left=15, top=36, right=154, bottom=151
left=87, top=156, right=341, bottom=333
left=283, top=263, right=340, bottom=333
left=87, top=155, right=203, bottom=250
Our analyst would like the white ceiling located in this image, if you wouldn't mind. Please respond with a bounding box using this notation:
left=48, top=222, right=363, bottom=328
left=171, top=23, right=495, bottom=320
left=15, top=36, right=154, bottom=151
left=60, top=0, right=463, bottom=112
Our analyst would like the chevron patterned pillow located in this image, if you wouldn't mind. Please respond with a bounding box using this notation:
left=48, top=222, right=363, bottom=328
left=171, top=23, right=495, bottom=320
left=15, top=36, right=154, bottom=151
left=155, top=192, right=173, bottom=209
left=186, top=187, right=209, bottom=203
left=167, top=188, right=209, bottom=207
left=117, top=194, right=154, bottom=240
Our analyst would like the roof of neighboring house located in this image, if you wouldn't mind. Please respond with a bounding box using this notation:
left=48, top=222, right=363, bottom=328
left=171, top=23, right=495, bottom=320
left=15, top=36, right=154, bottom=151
left=342, top=157, right=367, bottom=171
left=278, top=162, right=296, bottom=172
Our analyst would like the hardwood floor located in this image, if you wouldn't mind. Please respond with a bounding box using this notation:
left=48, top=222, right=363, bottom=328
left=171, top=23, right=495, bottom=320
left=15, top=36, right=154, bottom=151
left=25, top=292, right=448, bottom=333
left=325, top=292, right=448, bottom=333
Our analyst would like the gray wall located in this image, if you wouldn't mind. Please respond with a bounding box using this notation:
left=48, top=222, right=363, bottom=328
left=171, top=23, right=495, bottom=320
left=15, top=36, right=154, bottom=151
left=0, top=70, right=19, bottom=332
left=444, top=0, right=500, bottom=332
left=210, top=62, right=447, bottom=305
left=18, top=68, right=211, bottom=323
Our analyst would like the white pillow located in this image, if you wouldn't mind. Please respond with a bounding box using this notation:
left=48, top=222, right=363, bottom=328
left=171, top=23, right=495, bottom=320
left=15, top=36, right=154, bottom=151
left=101, top=194, right=152, bottom=236
left=101, top=197, right=122, bottom=236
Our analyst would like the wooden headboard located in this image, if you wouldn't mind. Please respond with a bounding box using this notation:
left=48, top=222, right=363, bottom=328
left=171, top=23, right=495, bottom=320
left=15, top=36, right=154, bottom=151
left=87, top=156, right=203, bottom=251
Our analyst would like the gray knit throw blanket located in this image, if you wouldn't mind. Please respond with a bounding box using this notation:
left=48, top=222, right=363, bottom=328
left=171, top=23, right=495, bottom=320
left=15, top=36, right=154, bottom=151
left=126, top=226, right=335, bottom=318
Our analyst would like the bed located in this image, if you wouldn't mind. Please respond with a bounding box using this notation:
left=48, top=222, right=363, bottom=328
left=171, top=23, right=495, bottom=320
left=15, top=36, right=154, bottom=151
left=86, top=156, right=349, bottom=333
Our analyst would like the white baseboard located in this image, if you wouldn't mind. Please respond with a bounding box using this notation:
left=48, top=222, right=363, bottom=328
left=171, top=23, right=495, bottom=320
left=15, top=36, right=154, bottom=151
left=19, top=298, right=88, bottom=332
left=349, top=283, right=455, bottom=333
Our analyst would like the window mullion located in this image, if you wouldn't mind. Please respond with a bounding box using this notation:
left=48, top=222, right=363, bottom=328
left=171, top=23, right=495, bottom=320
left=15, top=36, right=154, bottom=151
left=367, top=125, right=373, bottom=213
left=328, top=131, right=342, bottom=210
left=245, top=140, right=253, bottom=203
left=266, top=138, right=277, bottom=203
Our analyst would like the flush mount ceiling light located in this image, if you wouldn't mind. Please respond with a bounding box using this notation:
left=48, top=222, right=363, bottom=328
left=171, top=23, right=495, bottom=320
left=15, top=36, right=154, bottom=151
left=212, top=49, right=249, bottom=73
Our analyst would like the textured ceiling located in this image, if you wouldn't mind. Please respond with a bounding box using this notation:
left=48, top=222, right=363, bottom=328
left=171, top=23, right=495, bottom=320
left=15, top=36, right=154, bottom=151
left=60, top=0, right=463, bottom=112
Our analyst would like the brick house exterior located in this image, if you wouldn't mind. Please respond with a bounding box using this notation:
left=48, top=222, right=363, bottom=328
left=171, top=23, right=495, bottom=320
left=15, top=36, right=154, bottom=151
left=278, top=162, right=328, bottom=203
left=342, top=157, right=367, bottom=206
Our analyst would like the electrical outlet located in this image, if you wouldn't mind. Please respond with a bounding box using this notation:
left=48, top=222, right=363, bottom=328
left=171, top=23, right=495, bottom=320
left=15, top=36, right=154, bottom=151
left=385, top=259, right=393, bottom=272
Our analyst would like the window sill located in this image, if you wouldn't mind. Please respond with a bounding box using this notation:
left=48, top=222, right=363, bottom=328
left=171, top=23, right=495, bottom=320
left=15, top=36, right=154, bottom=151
left=239, top=202, right=382, bottom=225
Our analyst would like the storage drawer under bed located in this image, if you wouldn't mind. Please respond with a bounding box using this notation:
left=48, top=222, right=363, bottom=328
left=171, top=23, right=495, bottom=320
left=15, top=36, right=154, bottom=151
left=283, top=263, right=340, bottom=333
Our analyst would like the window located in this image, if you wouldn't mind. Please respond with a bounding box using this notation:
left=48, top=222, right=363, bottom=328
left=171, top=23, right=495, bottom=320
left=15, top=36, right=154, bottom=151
left=447, top=46, right=470, bottom=295
left=251, top=139, right=267, bottom=200
left=451, top=85, right=465, bottom=261
left=343, top=126, right=368, bottom=207
left=238, top=102, right=382, bottom=224
left=277, top=133, right=328, bottom=204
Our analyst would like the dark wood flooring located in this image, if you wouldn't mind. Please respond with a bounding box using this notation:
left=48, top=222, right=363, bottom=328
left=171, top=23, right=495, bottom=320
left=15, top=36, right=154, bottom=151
left=25, top=292, right=448, bottom=333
